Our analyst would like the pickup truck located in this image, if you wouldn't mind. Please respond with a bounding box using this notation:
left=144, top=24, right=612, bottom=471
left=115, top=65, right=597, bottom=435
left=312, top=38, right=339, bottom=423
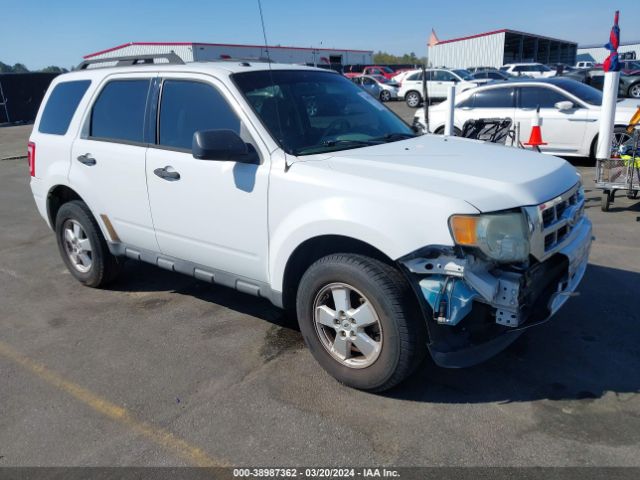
left=28, top=56, right=592, bottom=391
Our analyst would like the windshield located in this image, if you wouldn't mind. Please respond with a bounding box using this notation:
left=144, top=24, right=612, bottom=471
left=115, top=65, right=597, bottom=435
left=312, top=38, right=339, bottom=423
left=452, top=69, right=474, bottom=81
left=380, top=66, right=394, bottom=74
left=233, top=70, right=414, bottom=156
left=559, top=80, right=603, bottom=105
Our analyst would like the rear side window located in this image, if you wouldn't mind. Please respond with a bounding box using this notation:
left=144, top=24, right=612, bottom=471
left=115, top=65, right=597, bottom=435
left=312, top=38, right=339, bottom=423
left=38, top=80, right=91, bottom=135
left=158, top=80, right=240, bottom=151
left=90, top=80, right=150, bottom=143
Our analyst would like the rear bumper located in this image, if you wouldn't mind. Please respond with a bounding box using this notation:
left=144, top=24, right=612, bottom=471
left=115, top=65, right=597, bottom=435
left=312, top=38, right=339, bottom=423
left=30, top=177, right=50, bottom=228
left=400, top=217, right=592, bottom=368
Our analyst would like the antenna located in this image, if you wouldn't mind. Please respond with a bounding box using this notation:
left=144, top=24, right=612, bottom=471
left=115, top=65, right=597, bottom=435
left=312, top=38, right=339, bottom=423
left=256, top=0, right=289, bottom=168
left=257, top=0, right=272, bottom=63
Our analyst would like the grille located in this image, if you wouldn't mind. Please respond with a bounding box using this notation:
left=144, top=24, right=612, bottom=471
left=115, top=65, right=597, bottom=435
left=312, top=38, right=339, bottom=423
left=525, top=183, right=586, bottom=261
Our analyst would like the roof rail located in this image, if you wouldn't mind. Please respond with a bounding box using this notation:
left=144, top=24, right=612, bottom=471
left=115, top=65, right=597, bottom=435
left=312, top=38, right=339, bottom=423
left=76, top=53, right=185, bottom=70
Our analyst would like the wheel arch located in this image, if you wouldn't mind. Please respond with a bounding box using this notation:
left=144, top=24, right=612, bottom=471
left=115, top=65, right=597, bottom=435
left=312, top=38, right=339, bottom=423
left=47, top=184, right=86, bottom=228
left=589, top=124, right=632, bottom=158
left=280, top=235, right=396, bottom=317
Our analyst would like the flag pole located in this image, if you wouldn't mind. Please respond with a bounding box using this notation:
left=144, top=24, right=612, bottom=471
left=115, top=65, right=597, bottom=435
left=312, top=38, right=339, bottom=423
left=596, top=10, right=621, bottom=160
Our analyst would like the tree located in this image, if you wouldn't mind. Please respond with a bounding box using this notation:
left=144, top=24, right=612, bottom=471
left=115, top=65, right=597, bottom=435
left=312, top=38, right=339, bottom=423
left=40, top=66, right=68, bottom=73
left=12, top=63, right=29, bottom=73
left=373, top=51, right=426, bottom=65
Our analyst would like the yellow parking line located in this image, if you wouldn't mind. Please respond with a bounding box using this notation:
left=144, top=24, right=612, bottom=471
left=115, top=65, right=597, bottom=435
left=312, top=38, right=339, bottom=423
left=0, top=340, right=226, bottom=467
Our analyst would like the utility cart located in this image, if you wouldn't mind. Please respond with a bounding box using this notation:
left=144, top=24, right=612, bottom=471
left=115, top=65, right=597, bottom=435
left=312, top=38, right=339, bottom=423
left=596, top=120, right=640, bottom=212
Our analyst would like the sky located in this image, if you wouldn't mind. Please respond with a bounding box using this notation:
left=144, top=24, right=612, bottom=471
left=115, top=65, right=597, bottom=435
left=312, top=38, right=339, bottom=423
left=1, top=0, right=638, bottom=70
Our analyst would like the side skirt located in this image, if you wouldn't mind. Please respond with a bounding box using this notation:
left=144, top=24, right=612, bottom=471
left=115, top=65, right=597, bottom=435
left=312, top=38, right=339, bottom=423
left=107, top=242, right=283, bottom=308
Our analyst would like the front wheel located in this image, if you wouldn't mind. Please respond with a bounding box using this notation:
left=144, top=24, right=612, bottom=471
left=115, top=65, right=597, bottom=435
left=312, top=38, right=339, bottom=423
left=405, top=91, right=421, bottom=108
left=628, top=83, right=640, bottom=99
left=296, top=254, right=426, bottom=391
left=380, top=90, right=391, bottom=102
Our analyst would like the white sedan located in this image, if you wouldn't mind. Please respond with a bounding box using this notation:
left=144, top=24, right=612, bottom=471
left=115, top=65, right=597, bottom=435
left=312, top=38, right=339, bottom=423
left=414, top=78, right=640, bottom=158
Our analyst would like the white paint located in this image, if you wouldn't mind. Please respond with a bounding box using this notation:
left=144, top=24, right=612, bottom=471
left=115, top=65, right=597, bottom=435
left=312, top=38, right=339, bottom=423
left=596, top=72, right=621, bottom=160
left=444, top=85, right=456, bottom=136
left=415, top=80, right=640, bottom=158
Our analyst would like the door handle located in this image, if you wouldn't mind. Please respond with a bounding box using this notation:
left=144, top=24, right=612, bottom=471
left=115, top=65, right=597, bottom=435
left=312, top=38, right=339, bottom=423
left=154, top=166, right=181, bottom=181
left=77, top=153, right=96, bottom=166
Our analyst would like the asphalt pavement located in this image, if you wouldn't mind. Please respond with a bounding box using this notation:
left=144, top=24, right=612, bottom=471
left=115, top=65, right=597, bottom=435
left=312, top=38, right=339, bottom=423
left=0, top=122, right=639, bottom=467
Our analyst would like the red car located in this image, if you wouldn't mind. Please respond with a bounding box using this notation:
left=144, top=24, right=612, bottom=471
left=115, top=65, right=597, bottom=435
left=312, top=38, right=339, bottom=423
left=344, top=65, right=396, bottom=79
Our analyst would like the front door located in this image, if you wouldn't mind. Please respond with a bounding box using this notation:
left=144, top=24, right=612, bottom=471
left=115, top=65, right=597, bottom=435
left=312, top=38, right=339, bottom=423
left=515, top=86, right=589, bottom=155
left=145, top=75, right=270, bottom=282
left=69, top=75, right=158, bottom=251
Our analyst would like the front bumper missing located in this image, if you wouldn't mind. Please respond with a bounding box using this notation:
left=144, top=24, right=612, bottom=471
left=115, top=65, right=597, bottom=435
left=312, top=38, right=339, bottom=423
left=400, top=216, right=592, bottom=367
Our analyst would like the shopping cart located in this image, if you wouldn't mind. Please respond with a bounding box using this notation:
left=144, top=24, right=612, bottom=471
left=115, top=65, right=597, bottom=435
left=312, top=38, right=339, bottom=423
left=596, top=126, right=640, bottom=211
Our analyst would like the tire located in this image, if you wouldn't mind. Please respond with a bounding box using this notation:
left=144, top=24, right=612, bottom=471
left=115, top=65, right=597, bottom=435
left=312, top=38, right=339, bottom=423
left=590, top=126, right=633, bottom=159
left=380, top=90, right=391, bottom=102
left=55, top=200, right=121, bottom=287
left=628, top=82, right=640, bottom=99
left=405, top=91, right=421, bottom=108
left=296, top=254, right=426, bottom=392
left=601, top=191, right=611, bottom=212
left=434, top=126, right=462, bottom=136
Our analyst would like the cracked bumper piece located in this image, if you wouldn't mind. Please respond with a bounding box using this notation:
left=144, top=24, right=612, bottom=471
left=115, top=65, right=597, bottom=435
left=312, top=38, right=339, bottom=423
left=401, top=217, right=592, bottom=368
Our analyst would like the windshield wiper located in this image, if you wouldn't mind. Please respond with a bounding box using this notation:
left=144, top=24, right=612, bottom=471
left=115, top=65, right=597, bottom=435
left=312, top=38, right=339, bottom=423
left=372, top=132, right=416, bottom=143
left=321, top=139, right=380, bottom=147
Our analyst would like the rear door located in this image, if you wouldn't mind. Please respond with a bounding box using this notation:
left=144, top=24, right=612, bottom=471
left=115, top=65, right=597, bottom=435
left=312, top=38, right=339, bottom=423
left=70, top=74, right=158, bottom=251
left=514, top=85, right=589, bottom=155
left=456, top=86, right=515, bottom=131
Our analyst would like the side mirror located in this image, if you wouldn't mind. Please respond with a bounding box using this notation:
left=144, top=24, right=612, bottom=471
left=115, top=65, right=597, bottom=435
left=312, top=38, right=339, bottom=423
left=192, top=129, right=258, bottom=163
left=555, top=100, right=574, bottom=111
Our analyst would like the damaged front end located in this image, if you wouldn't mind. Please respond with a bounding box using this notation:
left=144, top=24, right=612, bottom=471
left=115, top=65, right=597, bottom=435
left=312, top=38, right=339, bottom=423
left=399, top=182, right=592, bottom=367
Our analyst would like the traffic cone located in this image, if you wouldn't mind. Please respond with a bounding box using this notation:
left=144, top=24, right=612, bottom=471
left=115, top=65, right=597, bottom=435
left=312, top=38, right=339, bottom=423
left=524, top=107, right=547, bottom=147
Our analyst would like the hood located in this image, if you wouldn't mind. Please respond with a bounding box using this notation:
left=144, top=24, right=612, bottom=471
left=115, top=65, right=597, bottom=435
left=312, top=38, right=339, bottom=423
left=308, top=135, right=580, bottom=213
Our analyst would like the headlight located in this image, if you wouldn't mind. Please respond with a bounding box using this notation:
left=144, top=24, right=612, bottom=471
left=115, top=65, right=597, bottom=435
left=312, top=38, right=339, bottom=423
left=449, top=212, right=530, bottom=263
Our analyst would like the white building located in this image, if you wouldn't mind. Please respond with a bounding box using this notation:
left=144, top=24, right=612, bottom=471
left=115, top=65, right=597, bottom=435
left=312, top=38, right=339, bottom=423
left=577, top=40, right=640, bottom=64
left=83, top=42, right=373, bottom=66
left=428, top=29, right=577, bottom=69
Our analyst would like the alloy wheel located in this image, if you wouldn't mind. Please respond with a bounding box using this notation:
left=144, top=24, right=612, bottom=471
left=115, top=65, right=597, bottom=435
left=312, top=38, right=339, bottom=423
left=313, top=282, right=383, bottom=369
left=62, top=219, right=93, bottom=273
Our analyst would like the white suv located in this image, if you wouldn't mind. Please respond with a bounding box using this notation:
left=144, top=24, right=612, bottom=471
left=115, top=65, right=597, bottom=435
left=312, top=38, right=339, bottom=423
left=501, top=63, right=557, bottom=78
left=28, top=54, right=592, bottom=391
left=397, top=68, right=478, bottom=107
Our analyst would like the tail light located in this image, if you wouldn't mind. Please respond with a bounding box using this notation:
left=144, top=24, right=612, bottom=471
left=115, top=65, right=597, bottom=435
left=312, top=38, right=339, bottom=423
left=27, top=142, right=36, bottom=177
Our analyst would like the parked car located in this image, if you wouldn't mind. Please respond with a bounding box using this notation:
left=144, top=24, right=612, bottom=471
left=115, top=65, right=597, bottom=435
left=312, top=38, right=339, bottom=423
left=414, top=78, right=639, bottom=157
left=575, top=61, right=595, bottom=69
left=398, top=68, right=479, bottom=107
left=345, top=65, right=396, bottom=79
left=390, top=68, right=420, bottom=85
left=501, top=63, right=556, bottom=78
left=353, top=74, right=399, bottom=101
left=563, top=68, right=640, bottom=99
left=471, top=69, right=512, bottom=83
left=619, top=60, right=640, bottom=75
left=350, top=75, right=383, bottom=99
left=29, top=57, right=591, bottom=392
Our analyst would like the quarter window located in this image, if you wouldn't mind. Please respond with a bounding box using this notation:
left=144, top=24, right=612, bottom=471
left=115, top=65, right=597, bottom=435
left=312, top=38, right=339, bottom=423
left=158, top=80, right=240, bottom=151
left=90, top=80, right=150, bottom=143
left=38, top=80, right=91, bottom=135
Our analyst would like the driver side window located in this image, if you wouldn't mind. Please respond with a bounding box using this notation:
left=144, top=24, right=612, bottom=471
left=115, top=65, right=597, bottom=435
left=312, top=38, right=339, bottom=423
left=158, top=80, right=241, bottom=151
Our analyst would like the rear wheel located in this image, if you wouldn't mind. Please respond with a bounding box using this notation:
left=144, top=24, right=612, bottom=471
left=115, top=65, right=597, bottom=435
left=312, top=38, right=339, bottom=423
left=434, top=126, right=462, bottom=136
left=628, top=83, right=640, bottom=99
left=296, top=254, right=426, bottom=391
left=55, top=200, right=121, bottom=287
left=405, top=91, right=421, bottom=108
